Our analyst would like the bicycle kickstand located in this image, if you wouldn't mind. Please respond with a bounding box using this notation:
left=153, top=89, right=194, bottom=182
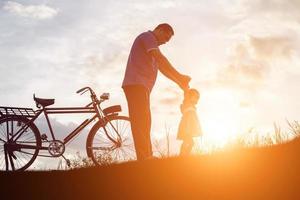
left=61, top=154, right=71, bottom=168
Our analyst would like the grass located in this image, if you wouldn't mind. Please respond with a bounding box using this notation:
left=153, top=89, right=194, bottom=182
left=2, top=135, right=300, bottom=200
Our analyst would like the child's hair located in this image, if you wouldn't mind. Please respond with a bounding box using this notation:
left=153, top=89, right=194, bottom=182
left=183, top=88, right=200, bottom=105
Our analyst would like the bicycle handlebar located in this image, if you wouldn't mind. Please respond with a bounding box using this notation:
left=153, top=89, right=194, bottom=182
left=76, top=87, right=97, bottom=97
left=76, top=86, right=100, bottom=103
left=76, top=87, right=91, bottom=94
left=77, top=87, right=109, bottom=105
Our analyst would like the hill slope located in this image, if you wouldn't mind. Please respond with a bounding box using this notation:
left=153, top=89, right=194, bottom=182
left=2, top=138, right=300, bottom=200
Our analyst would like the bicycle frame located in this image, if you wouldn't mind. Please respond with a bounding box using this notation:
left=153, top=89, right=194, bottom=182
left=11, top=102, right=104, bottom=152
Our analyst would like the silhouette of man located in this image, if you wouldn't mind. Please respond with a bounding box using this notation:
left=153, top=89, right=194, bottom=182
left=122, top=23, right=190, bottom=160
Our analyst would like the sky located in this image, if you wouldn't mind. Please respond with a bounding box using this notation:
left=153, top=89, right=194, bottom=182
left=1, top=0, right=300, bottom=169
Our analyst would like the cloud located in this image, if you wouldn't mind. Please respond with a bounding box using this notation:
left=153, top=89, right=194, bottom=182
left=229, top=0, right=300, bottom=21
left=159, top=96, right=181, bottom=106
left=150, top=86, right=182, bottom=116
left=244, top=0, right=300, bottom=16
left=158, top=86, right=182, bottom=105
left=3, top=1, right=58, bottom=19
left=214, top=38, right=268, bottom=90
left=249, top=36, right=295, bottom=60
left=213, top=34, right=297, bottom=91
left=82, top=44, right=126, bottom=81
left=220, top=0, right=300, bottom=93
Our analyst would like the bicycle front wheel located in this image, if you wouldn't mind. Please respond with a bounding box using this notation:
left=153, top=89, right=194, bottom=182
left=86, top=115, right=136, bottom=165
left=0, top=116, right=41, bottom=171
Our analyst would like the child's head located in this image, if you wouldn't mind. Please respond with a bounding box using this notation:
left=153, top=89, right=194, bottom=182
left=184, top=88, right=200, bottom=105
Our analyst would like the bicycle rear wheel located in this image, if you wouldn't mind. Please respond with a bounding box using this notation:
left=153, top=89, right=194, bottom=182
left=86, top=115, right=136, bottom=165
left=0, top=116, right=41, bottom=171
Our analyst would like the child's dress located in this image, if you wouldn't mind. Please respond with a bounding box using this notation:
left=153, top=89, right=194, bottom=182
left=177, top=103, right=202, bottom=140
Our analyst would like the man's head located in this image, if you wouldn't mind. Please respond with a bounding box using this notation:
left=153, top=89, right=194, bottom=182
left=152, top=23, right=174, bottom=45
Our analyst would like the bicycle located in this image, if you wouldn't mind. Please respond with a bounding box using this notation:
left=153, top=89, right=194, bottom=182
left=0, top=87, right=135, bottom=171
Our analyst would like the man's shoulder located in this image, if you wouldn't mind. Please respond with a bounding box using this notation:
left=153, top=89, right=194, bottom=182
left=137, top=31, right=155, bottom=40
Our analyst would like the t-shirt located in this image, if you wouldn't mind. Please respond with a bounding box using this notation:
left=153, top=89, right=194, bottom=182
left=122, top=31, right=159, bottom=92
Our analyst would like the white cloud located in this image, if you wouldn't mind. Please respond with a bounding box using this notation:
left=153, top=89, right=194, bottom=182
left=3, top=1, right=58, bottom=19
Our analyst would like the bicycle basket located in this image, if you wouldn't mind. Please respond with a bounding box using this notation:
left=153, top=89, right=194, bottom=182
left=103, top=105, right=121, bottom=116
left=0, top=107, right=36, bottom=118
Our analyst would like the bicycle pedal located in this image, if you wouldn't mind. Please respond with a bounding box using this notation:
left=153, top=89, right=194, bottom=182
left=66, top=159, right=71, bottom=167
left=41, top=134, right=48, bottom=140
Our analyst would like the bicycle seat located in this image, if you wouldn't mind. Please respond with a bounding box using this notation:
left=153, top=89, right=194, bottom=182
left=33, top=95, right=55, bottom=108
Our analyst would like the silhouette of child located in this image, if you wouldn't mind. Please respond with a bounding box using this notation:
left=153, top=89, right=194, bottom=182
left=177, top=88, right=202, bottom=155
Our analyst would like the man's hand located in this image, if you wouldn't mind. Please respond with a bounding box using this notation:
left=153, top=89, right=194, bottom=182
left=178, top=74, right=191, bottom=90
left=150, top=49, right=192, bottom=90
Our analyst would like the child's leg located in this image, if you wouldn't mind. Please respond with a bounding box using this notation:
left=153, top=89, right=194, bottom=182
left=184, top=138, right=194, bottom=155
left=180, top=138, right=194, bottom=155
left=180, top=141, right=187, bottom=155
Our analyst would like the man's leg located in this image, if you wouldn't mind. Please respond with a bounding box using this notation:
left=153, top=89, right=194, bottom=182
left=123, top=85, right=152, bottom=160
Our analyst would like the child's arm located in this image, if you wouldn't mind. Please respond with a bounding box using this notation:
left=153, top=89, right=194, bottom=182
left=180, top=104, right=184, bottom=114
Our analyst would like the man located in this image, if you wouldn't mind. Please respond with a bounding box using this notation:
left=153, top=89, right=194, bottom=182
left=122, top=23, right=191, bottom=160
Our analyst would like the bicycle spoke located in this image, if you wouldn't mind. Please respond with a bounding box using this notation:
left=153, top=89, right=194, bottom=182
left=8, top=152, right=15, bottom=171
left=4, top=147, right=9, bottom=171
left=16, top=129, right=33, bottom=142
left=11, top=120, right=14, bottom=137
left=15, top=152, right=28, bottom=167
left=17, top=150, right=34, bottom=156
left=20, top=135, right=35, bottom=142
left=0, top=124, right=7, bottom=140
left=119, top=148, right=126, bottom=161
left=0, top=117, right=40, bottom=171
left=88, top=116, right=135, bottom=165
left=0, top=156, right=5, bottom=170
left=6, top=120, right=10, bottom=141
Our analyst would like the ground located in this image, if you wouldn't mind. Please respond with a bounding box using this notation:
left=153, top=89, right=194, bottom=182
left=1, top=138, right=300, bottom=200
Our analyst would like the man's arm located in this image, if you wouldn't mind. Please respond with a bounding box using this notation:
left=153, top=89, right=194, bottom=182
left=149, top=49, right=190, bottom=90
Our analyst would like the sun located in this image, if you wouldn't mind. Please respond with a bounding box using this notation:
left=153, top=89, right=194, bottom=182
left=196, top=89, right=244, bottom=150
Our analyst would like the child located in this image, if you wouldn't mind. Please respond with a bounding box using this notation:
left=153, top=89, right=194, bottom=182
left=177, top=88, right=202, bottom=155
